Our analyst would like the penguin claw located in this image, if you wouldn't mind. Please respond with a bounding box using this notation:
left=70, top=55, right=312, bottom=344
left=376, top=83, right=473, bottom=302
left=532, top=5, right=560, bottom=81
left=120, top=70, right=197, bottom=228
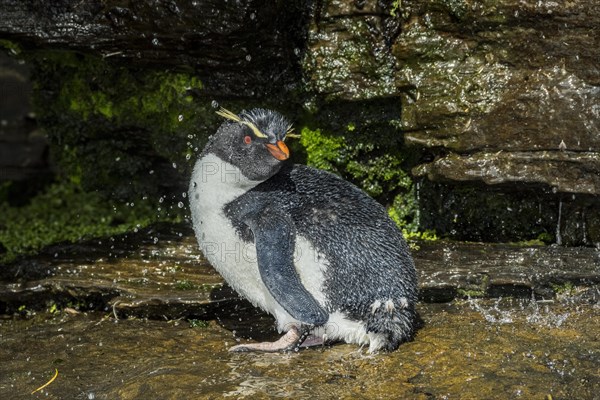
left=228, top=326, right=314, bottom=353
left=228, top=344, right=254, bottom=353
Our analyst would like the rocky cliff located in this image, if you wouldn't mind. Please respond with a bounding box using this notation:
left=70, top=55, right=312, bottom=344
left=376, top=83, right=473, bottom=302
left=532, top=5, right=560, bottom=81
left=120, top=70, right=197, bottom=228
left=1, top=0, right=598, bottom=248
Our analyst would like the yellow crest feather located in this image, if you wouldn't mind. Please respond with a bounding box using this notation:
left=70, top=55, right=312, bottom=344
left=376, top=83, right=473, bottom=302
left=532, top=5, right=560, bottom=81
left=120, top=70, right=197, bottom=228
left=215, top=107, right=268, bottom=138
left=285, top=127, right=300, bottom=139
left=215, top=107, right=241, bottom=122
left=240, top=121, right=267, bottom=138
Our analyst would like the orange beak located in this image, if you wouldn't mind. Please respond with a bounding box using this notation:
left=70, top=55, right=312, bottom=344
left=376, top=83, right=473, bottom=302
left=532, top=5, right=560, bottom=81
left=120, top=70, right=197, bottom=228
left=265, top=140, right=290, bottom=161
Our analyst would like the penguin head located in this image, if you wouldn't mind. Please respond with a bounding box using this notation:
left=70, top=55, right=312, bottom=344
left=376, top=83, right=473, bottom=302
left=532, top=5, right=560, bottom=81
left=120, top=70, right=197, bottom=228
left=206, top=107, right=294, bottom=181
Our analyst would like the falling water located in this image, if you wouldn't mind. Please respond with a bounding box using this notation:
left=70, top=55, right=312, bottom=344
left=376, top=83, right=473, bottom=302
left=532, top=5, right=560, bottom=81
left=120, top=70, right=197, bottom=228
left=556, top=198, right=563, bottom=245
left=415, top=180, right=421, bottom=228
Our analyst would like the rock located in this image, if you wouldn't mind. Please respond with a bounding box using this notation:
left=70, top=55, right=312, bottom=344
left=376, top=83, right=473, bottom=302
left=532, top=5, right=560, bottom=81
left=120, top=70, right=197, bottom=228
left=416, top=241, right=600, bottom=302
left=0, top=0, right=311, bottom=98
left=1, top=299, right=598, bottom=399
left=1, top=0, right=599, bottom=245
left=1, top=224, right=598, bottom=314
left=413, top=151, right=600, bottom=195
left=390, top=0, right=600, bottom=244
left=302, top=0, right=401, bottom=101
left=0, top=51, right=50, bottom=183
left=394, top=1, right=600, bottom=193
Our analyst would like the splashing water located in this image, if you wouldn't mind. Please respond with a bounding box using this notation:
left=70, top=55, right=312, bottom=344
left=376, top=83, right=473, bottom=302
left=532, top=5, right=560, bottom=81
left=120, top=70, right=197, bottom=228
left=468, top=296, right=570, bottom=328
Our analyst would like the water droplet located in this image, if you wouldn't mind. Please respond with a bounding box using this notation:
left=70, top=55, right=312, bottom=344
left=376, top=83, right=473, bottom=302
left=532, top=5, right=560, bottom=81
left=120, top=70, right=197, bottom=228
left=250, top=12, right=256, bottom=20
left=159, top=197, right=164, bottom=203
left=149, top=170, right=154, bottom=175
left=246, top=54, right=252, bottom=62
left=152, top=38, right=160, bottom=46
left=153, top=237, right=159, bottom=244
left=115, top=156, right=120, bottom=162
left=178, top=114, right=184, bottom=122
left=178, top=201, right=184, bottom=208
left=186, top=153, right=191, bottom=160
left=211, top=100, right=219, bottom=108
left=172, top=162, right=177, bottom=169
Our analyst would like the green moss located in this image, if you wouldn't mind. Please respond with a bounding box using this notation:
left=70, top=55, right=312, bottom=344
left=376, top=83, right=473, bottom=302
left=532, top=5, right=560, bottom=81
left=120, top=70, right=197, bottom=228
left=48, top=303, right=59, bottom=314
left=1, top=51, right=248, bottom=262
left=62, top=68, right=202, bottom=132
left=390, top=0, right=402, bottom=17
left=550, top=281, right=576, bottom=296
left=31, top=51, right=210, bottom=201
left=299, top=127, right=345, bottom=173
left=510, top=239, right=546, bottom=247
left=188, top=319, right=209, bottom=328
left=0, top=181, right=179, bottom=265
left=174, top=280, right=197, bottom=291
left=346, top=154, right=411, bottom=198
left=537, top=232, right=553, bottom=244
left=0, top=39, right=21, bottom=54
left=299, top=126, right=412, bottom=196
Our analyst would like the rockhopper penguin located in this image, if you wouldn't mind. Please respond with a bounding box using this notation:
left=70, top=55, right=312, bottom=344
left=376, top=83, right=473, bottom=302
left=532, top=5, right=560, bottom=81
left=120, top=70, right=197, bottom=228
left=189, top=107, right=418, bottom=353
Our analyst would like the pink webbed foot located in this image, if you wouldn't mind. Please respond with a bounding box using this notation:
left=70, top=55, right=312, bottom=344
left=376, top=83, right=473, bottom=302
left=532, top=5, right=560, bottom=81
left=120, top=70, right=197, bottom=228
left=229, top=326, right=322, bottom=353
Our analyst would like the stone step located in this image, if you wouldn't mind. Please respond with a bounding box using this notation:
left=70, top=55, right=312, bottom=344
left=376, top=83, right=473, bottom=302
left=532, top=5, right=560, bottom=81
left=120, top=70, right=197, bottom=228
left=1, top=224, right=598, bottom=317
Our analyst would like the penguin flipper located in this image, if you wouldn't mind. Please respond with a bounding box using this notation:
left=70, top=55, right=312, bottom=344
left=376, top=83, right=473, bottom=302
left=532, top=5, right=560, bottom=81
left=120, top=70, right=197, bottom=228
left=246, top=209, right=329, bottom=326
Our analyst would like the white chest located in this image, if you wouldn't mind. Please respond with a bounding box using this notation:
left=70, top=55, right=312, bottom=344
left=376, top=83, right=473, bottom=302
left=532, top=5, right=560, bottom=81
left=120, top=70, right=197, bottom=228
left=189, top=154, right=282, bottom=315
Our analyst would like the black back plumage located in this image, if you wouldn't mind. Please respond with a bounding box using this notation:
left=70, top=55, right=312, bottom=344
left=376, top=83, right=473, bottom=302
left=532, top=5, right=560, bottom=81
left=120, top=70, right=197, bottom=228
left=225, top=163, right=418, bottom=347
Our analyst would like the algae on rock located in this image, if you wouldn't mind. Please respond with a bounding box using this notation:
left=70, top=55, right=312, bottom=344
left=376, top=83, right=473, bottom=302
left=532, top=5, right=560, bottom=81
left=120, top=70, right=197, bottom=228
left=32, top=52, right=208, bottom=201
left=0, top=181, right=180, bottom=264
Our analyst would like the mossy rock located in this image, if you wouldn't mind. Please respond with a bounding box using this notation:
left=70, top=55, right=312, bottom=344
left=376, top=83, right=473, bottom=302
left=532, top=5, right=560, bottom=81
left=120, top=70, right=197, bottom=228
left=0, top=181, right=180, bottom=264
left=31, top=51, right=213, bottom=201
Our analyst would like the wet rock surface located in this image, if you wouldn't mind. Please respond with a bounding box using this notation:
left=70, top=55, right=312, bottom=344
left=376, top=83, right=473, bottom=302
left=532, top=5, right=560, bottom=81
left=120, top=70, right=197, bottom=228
left=396, top=1, right=600, bottom=183
left=0, top=225, right=599, bottom=398
left=0, top=51, right=50, bottom=185
left=1, top=223, right=599, bottom=314
left=1, top=300, right=598, bottom=399
left=0, top=0, right=309, bottom=98
left=413, top=151, right=600, bottom=196
left=392, top=0, right=600, bottom=244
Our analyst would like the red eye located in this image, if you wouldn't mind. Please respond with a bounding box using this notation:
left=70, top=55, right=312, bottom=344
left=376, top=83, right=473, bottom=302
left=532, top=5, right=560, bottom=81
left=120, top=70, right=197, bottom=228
left=244, top=135, right=252, bottom=144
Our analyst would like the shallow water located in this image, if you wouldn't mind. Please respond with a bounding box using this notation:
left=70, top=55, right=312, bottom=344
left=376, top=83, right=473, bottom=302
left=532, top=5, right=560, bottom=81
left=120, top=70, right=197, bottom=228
left=1, top=298, right=598, bottom=399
